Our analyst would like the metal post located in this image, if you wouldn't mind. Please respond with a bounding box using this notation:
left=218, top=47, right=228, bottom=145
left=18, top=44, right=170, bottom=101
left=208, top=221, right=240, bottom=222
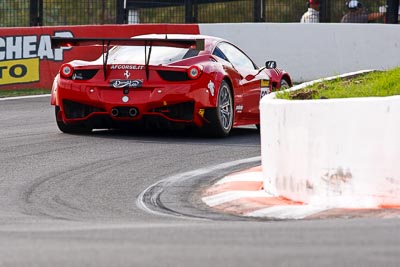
left=185, top=0, right=194, bottom=23
left=386, top=0, right=399, bottom=24
left=101, top=0, right=106, bottom=24
left=116, top=0, right=127, bottom=24
left=38, top=0, right=43, bottom=25
left=253, top=0, right=264, bottom=22
left=30, top=0, right=42, bottom=26
left=319, top=0, right=330, bottom=22
left=193, top=0, right=198, bottom=23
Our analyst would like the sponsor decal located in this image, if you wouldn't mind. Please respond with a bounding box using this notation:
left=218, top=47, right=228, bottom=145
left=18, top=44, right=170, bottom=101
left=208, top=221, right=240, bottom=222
left=235, top=105, right=243, bottom=113
left=261, top=79, right=270, bottom=87
left=110, top=65, right=145, bottom=70
left=110, top=79, right=143, bottom=88
left=260, top=79, right=270, bottom=99
left=0, top=31, right=73, bottom=86
left=207, top=80, right=215, bottom=96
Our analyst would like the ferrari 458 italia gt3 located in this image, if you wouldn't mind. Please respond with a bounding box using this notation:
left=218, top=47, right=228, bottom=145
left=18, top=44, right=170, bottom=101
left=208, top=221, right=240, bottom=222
left=51, top=34, right=292, bottom=137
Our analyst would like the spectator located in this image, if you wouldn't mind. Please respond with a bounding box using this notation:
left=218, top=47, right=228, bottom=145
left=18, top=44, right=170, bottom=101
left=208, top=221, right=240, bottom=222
left=341, top=0, right=385, bottom=23
left=300, top=0, right=320, bottom=23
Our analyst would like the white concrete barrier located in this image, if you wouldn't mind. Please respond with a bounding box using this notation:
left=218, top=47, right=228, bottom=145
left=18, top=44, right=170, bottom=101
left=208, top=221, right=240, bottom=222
left=260, top=73, right=400, bottom=208
left=199, top=23, right=400, bottom=82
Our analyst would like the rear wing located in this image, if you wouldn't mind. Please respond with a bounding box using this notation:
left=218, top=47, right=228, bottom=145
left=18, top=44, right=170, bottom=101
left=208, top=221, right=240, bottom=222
left=51, top=36, right=205, bottom=81
left=51, top=37, right=205, bottom=50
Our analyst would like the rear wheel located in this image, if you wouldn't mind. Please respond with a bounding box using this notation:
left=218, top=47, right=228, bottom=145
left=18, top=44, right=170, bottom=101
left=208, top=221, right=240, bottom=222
left=206, top=80, right=233, bottom=137
left=55, top=106, right=92, bottom=134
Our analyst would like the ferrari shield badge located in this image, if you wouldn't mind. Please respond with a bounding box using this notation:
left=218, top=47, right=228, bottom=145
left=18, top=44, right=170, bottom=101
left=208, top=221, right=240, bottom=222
left=124, top=70, right=131, bottom=79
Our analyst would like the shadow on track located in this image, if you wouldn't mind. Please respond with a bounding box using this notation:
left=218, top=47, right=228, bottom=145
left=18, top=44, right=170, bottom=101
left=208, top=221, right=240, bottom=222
left=81, top=126, right=261, bottom=147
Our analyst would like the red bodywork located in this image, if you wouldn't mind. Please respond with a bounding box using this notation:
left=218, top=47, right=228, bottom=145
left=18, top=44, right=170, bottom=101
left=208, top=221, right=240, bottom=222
left=51, top=34, right=292, bottom=133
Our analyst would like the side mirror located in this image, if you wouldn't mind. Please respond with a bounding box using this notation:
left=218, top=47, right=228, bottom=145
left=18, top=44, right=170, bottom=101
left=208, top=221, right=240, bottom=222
left=266, top=61, right=277, bottom=69
left=245, top=61, right=277, bottom=81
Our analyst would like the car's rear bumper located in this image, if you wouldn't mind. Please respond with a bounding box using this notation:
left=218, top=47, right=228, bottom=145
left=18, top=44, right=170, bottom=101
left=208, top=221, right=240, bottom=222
left=52, top=79, right=217, bottom=128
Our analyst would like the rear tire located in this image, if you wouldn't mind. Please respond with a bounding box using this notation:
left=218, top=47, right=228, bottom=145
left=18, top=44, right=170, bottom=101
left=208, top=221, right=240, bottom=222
left=55, top=106, right=92, bottom=134
left=206, top=80, right=233, bottom=137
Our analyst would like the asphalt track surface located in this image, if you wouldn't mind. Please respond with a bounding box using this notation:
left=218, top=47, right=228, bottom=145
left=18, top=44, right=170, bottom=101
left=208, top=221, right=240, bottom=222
left=1, top=96, right=399, bottom=267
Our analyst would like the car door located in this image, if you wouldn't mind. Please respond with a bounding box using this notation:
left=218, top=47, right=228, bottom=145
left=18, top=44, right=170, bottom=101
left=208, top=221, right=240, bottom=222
left=214, top=42, right=261, bottom=122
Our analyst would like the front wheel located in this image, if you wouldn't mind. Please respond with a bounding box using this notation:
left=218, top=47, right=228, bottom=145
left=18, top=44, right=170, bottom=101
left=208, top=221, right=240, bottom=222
left=55, top=107, right=92, bottom=134
left=205, top=80, right=234, bottom=137
left=280, top=79, right=290, bottom=90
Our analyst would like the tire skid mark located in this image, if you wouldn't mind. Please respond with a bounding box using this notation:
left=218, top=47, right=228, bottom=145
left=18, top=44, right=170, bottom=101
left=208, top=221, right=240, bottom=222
left=136, top=157, right=261, bottom=220
left=22, top=157, right=132, bottom=220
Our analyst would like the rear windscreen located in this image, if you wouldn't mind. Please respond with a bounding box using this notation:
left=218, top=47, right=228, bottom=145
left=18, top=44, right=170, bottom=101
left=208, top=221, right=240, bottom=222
left=101, top=46, right=199, bottom=65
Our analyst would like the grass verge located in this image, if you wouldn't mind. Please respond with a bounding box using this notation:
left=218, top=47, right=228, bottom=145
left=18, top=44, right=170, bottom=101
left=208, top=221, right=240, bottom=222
left=0, top=89, right=50, bottom=98
left=277, top=67, right=400, bottom=100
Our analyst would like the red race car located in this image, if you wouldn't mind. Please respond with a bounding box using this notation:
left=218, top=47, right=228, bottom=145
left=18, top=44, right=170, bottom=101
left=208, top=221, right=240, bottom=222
left=51, top=34, right=292, bottom=137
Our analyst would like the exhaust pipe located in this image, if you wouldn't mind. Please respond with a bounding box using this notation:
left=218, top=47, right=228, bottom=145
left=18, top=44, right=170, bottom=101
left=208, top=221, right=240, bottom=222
left=128, top=108, right=139, bottom=117
left=111, top=108, right=119, bottom=117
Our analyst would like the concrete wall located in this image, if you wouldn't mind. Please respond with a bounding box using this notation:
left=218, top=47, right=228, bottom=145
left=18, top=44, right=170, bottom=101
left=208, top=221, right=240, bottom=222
left=199, top=23, right=400, bottom=82
left=259, top=74, right=400, bottom=208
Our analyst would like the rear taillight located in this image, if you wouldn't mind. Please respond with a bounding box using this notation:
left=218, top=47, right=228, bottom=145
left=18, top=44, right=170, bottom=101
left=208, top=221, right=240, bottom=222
left=60, top=64, right=74, bottom=78
left=187, top=65, right=202, bottom=80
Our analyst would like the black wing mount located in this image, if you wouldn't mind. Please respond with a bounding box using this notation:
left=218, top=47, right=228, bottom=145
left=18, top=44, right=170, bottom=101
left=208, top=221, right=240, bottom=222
left=51, top=37, right=206, bottom=81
